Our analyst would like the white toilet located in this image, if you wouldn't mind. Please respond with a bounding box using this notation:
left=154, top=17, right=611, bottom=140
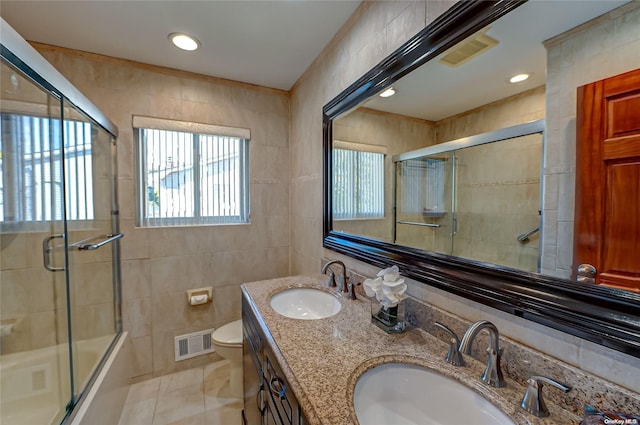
left=211, top=319, right=243, bottom=398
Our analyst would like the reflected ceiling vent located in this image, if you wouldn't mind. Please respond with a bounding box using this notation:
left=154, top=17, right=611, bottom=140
left=438, top=28, right=499, bottom=67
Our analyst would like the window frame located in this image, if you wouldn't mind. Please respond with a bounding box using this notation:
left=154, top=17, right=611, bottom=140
left=332, top=144, right=385, bottom=221
left=133, top=117, right=251, bottom=228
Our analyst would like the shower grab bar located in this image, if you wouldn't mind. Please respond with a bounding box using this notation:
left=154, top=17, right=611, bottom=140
left=396, top=221, right=441, bottom=228
left=517, top=226, right=539, bottom=243
left=75, top=233, right=124, bottom=250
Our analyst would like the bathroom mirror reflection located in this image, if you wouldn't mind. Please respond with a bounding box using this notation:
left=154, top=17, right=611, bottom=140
left=324, top=0, right=640, bottom=356
left=329, top=0, right=634, bottom=283
left=394, top=124, right=543, bottom=272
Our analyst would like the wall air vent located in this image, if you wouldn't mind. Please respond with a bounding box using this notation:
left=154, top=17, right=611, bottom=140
left=438, top=28, right=499, bottom=67
left=174, top=328, right=215, bottom=361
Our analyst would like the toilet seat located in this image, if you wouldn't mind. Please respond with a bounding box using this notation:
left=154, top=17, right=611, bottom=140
left=211, top=319, right=242, bottom=347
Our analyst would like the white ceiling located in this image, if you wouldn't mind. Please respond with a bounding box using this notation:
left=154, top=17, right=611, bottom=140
left=0, top=0, right=361, bottom=91
left=363, top=0, right=630, bottom=121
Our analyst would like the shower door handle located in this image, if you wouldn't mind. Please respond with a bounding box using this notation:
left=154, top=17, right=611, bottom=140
left=76, top=233, right=123, bottom=251
left=43, top=234, right=65, bottom=272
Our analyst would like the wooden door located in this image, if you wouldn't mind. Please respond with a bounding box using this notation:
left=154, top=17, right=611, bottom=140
left=574, top=68, right=640, bottom=292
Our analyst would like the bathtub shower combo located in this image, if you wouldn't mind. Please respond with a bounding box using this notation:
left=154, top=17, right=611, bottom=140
left=1, top=20, right=126, bottom=425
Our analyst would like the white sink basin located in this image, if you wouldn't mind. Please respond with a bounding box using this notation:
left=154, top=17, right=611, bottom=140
left=270, top=288, right=341, bottom=320
left=354, top=363, right=515, bottom=425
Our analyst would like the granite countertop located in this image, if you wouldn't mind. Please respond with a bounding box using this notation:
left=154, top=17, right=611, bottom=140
left=242, top=275, right=581, bottom=425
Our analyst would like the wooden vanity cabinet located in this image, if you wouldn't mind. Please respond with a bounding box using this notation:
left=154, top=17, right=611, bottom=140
left=242, top=291, right=308, bottom=425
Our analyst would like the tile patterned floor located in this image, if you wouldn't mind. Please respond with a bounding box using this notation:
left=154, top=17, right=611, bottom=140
left=118, top=360, right=243, bottom=425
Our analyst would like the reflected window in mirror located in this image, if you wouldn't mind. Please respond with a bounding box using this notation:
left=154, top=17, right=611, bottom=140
left=332, top=143, right=384, bottom=220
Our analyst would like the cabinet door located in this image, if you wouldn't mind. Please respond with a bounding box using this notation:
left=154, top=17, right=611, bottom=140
left=242, top=296, right=264, bottom=425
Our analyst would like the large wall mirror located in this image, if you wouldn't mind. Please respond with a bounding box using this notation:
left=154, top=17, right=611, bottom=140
left=323, top=0, right=640, bottom=356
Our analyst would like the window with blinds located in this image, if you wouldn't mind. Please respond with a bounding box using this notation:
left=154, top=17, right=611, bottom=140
left=134, top=117, right=250, bottom=227
left=0, top=114, right=93, bottom=225
left=332, top=147, right=384, bottom=220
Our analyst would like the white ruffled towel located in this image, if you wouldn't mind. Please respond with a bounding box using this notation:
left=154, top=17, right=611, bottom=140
left=363, top=265, right=407, bottom=309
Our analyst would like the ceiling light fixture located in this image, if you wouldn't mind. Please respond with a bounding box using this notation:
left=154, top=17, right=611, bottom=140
left=169, top=33, right=200, bottom=51
left=379, top=87, right=396, bottom=98
left=509, top=73, right=530, bottom=84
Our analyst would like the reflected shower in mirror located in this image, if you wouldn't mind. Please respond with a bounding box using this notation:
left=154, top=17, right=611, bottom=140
left=394, top=122, right=543, bottom=272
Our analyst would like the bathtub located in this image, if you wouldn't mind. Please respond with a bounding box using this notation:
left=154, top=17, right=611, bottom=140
left=1, top=332, right=130, bottom=425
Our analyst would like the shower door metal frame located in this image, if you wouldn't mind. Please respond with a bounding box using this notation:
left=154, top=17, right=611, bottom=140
left=392, top=119, right=546, bottom=267
left=1, top=17, right=121, bottom=424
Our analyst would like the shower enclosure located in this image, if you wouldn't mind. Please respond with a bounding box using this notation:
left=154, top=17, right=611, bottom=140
left=394, top=120, right=544, bottom=273
left=1, top=21, right=122, bottom=425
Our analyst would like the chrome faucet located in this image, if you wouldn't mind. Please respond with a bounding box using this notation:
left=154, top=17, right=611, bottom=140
left=321, top=260, right=348, bottom=293
left=321, top=262, right=336, bottom=288
left=459, top=320, right=506, bottom=387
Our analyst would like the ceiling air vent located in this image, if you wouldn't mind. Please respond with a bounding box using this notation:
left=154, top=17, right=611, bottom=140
left=438, top=29, right=499, bottom=67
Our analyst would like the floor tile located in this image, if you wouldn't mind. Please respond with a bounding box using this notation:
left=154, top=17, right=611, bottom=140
left=118, top=361, right=242, bottom=425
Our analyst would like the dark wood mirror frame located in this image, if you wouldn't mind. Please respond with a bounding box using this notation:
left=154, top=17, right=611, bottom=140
left=322, top=0, right=640, bottom=357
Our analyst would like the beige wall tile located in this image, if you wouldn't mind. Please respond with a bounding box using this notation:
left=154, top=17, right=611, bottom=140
left=123, top=297, right=152, bottom=339
left=131, top=335, right=154, bottom=378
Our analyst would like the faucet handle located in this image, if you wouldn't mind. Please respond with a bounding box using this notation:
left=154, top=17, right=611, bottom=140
left=520, top=375, right=571, bottom=418
left=347, top=281, right=361, bottom=300
left=434, top=322, right=465, bottom=366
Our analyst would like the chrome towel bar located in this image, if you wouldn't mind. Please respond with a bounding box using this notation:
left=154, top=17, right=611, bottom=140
left=76, top=233, right=124, bottom=250
left=396, top=221, right=441, bottom=228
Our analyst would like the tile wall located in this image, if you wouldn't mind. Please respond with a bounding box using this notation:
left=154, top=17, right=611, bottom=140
left=290, top=0, right=456, bottom=274
left=395, top=87, right=545, bottom=270
left=31, top=44, right=291, bottom=379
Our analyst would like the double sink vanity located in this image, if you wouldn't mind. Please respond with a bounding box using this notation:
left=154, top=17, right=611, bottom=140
left=241, top=273, right=581, bottom=425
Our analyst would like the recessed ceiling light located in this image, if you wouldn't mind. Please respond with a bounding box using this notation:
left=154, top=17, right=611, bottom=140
left=509, top=73, right=530, bottom=84
left=169, top=33, right=200, bottom=51
left=379, top=87, right=396, bottom=98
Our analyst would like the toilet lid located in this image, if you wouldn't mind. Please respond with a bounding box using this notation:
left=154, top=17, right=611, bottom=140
left=212, top=319, right=243, bottom=345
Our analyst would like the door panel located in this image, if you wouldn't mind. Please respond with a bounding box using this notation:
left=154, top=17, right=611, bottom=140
left=62, top=100, right=118, bottom=400
left=0, top=58, right=72, bottom=425
left=575, top=68, right=640, bottom=292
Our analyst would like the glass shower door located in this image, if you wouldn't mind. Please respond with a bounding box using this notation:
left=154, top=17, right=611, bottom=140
left=0, top=58, right=73, bottom=425
left=62, top=100, right=119, bottom=402
left=395, top=152, right=455, bottom=254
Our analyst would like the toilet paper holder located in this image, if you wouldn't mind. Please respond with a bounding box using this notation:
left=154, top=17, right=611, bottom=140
left=186, top=287, right=213, bottom=306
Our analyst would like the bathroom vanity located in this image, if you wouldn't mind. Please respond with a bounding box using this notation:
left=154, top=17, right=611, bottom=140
left=240, top=275, right=582, bottom=425
left=243, top=286, right=308, bottom=425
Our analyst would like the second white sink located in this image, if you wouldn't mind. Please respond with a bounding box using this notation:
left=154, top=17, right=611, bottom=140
left=354, top=363, right=515, bottom=425
left=270, top=287, right=341, bottom=320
